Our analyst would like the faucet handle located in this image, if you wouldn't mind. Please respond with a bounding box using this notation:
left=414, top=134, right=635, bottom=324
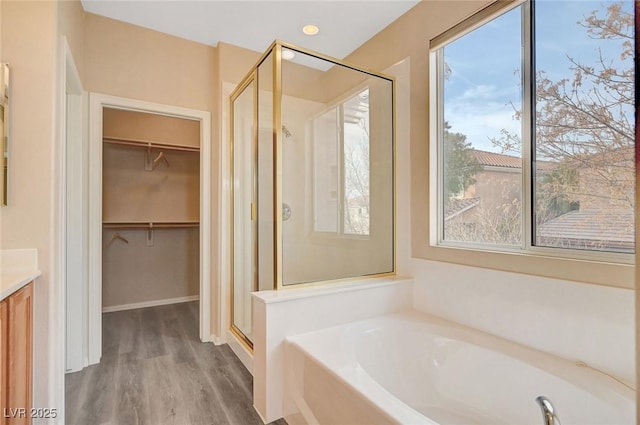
left=535, top=396, right=561, bottom=425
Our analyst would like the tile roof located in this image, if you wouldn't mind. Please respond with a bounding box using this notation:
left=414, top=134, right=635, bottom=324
left=472, top=150, right=522, bottom=168
left=471, top=149, right=556, bottom=171
left=445, top=197, right=480, bottom=221
left=537, top=209, right=634, bottom=251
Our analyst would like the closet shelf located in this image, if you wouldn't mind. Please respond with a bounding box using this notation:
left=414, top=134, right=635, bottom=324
left=102, top=221, right=199, bottom=229
left=103, top=137, right=200, bottom=152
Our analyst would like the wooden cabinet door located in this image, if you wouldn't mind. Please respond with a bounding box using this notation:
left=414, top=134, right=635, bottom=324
left=7, top=284, right=32, bottom=425
left=0, top=300, right=7, bottom=425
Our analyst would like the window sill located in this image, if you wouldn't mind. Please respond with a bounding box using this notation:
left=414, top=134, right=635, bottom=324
left=421, top=243, right=634, bottom=290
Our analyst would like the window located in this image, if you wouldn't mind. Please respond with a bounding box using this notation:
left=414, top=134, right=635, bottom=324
left=313, top=88, right=370, bottom=236
left=432, top=0, right=635, bottom=256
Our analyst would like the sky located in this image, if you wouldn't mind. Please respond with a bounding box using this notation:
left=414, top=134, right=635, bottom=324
left=443, top=0, right=634, bottom=155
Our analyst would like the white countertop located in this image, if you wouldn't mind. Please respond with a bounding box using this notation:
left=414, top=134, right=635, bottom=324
left=1, top=249, right=40, bottom=301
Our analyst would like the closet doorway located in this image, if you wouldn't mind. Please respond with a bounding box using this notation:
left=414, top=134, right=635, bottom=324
left=87, top=94, right=211, bottom=365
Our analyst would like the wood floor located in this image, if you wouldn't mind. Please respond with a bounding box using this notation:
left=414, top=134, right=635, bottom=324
left=65, top=301, right=286, bottom=425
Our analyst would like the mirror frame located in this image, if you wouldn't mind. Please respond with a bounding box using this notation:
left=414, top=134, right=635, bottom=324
left=1, top=63, right=9, bottom=206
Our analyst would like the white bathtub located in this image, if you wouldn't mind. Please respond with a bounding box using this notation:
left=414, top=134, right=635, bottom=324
left=283, top=311, right=635, bottom=425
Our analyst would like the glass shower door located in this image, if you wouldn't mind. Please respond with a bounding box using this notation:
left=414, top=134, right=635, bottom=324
left=231, top=77, right=256, bottom=345
left=230, top=51, right=276, bottom=347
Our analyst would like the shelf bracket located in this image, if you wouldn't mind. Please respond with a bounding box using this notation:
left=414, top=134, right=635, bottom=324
left=146, top=223, right=154, bottom=246
left=144, top=143, right=153, bottom=171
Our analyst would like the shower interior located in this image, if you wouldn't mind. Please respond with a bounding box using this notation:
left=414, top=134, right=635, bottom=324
left=230, top=41, right=395, bottom=346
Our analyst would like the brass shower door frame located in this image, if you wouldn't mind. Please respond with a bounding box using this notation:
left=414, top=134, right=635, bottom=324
left=230, top=71, right=258, bottom=350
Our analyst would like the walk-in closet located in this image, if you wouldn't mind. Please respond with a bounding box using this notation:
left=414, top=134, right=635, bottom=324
left=101, top=108, right=200, bottom=315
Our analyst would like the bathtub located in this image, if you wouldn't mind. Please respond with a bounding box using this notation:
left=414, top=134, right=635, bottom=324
left=283, top=310, right=635, bottom=425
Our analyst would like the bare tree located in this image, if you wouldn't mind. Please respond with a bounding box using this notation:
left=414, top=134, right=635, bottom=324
left=343, top=96, right=370, bottom=235
left=490, top=2, right=634, bottom=245
left=446, top=184, right=522, bottom=245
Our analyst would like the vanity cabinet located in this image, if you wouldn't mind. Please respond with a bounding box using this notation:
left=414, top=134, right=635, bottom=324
left=1, top=282, right=33, bottom=425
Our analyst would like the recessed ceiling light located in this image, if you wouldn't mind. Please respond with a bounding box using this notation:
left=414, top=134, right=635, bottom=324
left=302, top=24, right=319, bottom=36
left=282, top=49, right=296, bottom=60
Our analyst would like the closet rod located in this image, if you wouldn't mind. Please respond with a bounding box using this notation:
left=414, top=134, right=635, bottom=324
left=102, top=222, right=200, bottom=229
left=103, top=137, right=200, bottom=152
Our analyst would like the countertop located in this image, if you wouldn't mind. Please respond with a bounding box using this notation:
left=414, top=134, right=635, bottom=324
left=1, top=249, right=40, bottom=301
left=253, top=275, right=413, bottom=304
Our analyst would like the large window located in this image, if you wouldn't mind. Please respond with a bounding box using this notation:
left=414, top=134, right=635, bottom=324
left=313, top=88, right=370, bottom=236
left=433, top=0, right=635, bottom=257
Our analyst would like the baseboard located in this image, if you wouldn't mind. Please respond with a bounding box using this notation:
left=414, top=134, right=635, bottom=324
left=211, top=334, right=226, bottom=345
left=254, top=404, right=269, bottom=425
left=64, top=366, right=84, bottom=374
left=102, top=295, right=200, bottom=313
left=227, top=330, right=253, bottom=374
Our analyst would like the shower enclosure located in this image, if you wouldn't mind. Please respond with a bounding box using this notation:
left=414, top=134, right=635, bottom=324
left=230, top=41, right=394, bottom=347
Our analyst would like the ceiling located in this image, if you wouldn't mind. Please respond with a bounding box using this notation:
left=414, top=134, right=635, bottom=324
left=80, top=0, right=420, bottom=60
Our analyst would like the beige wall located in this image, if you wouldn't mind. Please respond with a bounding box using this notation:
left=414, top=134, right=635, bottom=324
left=102, top=228, right=199, bottom=308
left=83, top=13, right=215, bottom=112
left=1, top=0, right=57, bottom=410
left=218, top=41, right=329, bottom=101
left=0, top=0, right=84, bottom=412
left=102, top=144, right=200, bottom=222
left=1, top=0, right=56, bottom=263
left=338, top=0, right=633, bottom=288
left=58, top=0, right=85, bottom=79
left=103, top=108, right=201, bottom=148
left=83, top=12, right=221, bottom=330
left=218, top=42, right=261, bottom=85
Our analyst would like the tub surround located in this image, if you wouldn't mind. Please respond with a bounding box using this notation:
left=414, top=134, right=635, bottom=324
left=251, top=276, right=414, bottom=423
left=0, top=249, right=40, bottom=300
left=411, top=258, right=636, bottom=389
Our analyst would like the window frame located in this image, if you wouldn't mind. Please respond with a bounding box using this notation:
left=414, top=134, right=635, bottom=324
left=429, top=0, right=634, bottom=265
left=311, top=84, right=372, bottom=239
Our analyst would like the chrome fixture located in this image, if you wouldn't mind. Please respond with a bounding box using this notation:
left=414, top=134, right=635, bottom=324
left=282, top=203, right=292, bottom=221
left=536, top=396, right=561, bottom=425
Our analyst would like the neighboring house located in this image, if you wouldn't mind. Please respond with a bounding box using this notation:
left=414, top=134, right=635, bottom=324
left=444, top=150, right=525, bottom=243
left=573, top=146, right=635, bottom=211
left=538, top=146, right=635, bottom=251
left=446, top=149, right=525, bottom=226
left=462, top=150, right=522, bottom=209
left=445, top=148, right=634, bottom=251
left=537, top=209, right=634, bottom=252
